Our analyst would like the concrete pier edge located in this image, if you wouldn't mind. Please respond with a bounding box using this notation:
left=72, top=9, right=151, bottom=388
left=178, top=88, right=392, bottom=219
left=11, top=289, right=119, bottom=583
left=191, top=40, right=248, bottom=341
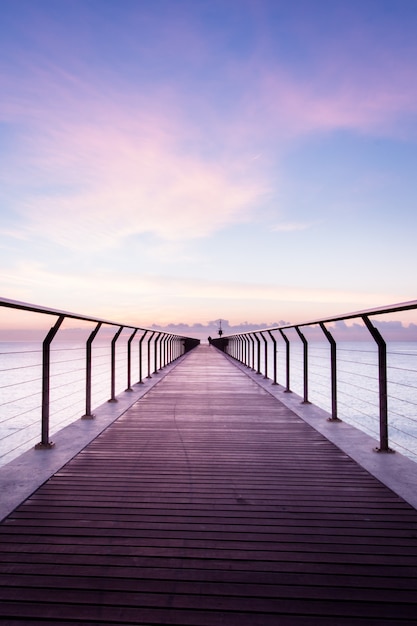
left=2, top=345, right=416, bottom=522
left=0, top=353, right=188, bottom=522
left=220, top=350, right=417, bottom=511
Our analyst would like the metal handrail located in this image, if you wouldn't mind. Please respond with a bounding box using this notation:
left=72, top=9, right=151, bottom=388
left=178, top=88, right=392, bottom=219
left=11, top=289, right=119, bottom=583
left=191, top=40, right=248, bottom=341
left=0, top=297, right=199, bottom=451
left=212, top=299, right=417, bottom=453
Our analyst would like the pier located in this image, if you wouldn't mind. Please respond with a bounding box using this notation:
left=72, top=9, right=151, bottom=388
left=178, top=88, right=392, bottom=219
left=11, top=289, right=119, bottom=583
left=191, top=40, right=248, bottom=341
left=1, top=343, right=417, bottom=624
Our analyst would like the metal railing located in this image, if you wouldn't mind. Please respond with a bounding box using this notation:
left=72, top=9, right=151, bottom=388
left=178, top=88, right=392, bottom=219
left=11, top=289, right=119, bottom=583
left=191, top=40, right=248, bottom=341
left=212, top=300, right=417, bottom=456
left=0, top=297, right=199, bottom=459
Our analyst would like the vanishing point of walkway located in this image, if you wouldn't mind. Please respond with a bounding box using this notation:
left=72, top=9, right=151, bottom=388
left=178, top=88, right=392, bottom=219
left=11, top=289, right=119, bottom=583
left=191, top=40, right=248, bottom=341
left=1, top=345, right=417, bottom=624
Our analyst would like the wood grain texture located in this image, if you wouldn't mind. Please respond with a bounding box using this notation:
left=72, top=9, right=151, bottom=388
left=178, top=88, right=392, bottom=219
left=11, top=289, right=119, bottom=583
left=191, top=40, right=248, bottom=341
left=1, top=344, right=417, bottom=625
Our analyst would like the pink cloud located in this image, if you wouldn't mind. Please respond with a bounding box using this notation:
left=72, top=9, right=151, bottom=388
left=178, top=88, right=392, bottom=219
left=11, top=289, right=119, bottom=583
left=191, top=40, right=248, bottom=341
left=2, top=23, right=417, bottom=254
left=240, top=17, right=417, bottom=142
left=17, top=119, right=267, bottom=248
left=2, top=259, right=401, bottom=328
left=0, top=58, right=268, bottom=248
left=240, top=60, right=417, bottom=143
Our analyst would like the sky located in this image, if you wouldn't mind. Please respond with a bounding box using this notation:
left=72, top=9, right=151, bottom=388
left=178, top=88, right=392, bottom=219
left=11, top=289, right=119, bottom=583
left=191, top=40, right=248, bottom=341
left=1, top=0, right=417, bottom=335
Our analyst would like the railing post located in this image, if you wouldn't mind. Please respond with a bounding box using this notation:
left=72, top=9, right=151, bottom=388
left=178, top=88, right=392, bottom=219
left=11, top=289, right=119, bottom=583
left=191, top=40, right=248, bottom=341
left=160, top=334, right=166, bottom=368
left=82, top=321, right=102, bottom=419
left=158, top=334, right=162, bottom=369
left=153, top=332, right=161, bottom=374
left=137, top=330, right=148, bottom=384
left=147, top=331, right=155, bottom=378
left=239, top=335, right=244, bottom=363
left=167, top=335, right=173, bottom=363
left=36, top=315, right=65, bottom=449
left=254, top=333, right=261, bottom=374
left=126, top=328, right=138, bottom=392
left=242, top=335, right=247, bottom=365
left=319, top=322, right=340, bottom=421
left=260, top=332, right=268, bottom=379
left=295, top=326, right=310, bottom=404
left=267, top=330, right=278, bottom=385
left=161, top=335, right=166, bottom=367
left=249, top=334, right=256, bottom=370
left=160, top=334, right=165, bottom=368
left=362, top=315, right=392, bottom=453
left=245, top=335, right=251, bottom=368
left=109, top=326, right=124, bottom=402
left=279, top=329, right=291, bottom=392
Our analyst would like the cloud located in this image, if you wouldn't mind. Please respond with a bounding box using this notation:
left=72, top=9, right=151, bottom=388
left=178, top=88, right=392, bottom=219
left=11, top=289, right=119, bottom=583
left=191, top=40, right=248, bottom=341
left=3, top=6, right=417, bottom=259
left=150, top=318, right=417, bottom=343
left=16, top=121, right=266, bottom=250
left=1, top=259, right=401, bottom=323
left=1, top=59, right=268, bottom=251
left=231, top=8, right=417, bottom=144
left=242, top=60, right=417, bottom=144
left=272, top=221, right=312, bottom=233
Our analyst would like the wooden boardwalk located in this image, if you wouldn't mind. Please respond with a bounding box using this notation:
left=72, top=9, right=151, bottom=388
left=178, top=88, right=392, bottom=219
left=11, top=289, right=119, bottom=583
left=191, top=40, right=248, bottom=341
left=1, top=344, right=417, bottom=625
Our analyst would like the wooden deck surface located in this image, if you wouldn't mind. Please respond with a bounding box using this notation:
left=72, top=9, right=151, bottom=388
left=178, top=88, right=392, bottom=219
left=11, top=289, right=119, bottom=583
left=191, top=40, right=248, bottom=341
left=1, top=344, right=417, bottom=625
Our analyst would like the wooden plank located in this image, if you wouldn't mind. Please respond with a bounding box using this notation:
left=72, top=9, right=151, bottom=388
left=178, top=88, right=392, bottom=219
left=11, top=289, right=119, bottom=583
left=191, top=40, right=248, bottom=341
left=1, top=344, right=417, bottom=624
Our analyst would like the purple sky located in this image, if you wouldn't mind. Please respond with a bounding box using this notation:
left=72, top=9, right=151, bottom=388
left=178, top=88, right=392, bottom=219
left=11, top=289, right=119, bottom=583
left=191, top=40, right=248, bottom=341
left=1, top=0, right=417, bottom=332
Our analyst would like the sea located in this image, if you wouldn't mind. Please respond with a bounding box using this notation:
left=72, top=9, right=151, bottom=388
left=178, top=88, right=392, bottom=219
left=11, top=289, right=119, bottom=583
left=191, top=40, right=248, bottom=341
left=0, top=340, right=155, bottom=468
left=1, top=340, right=417, bottom=468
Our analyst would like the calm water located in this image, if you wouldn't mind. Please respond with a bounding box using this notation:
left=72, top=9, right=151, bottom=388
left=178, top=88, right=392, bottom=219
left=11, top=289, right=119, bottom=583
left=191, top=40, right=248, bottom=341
left=1, top=340, right=417, bottom=467
left=233, top=340, right=417, bottom=460
left=0, top=340, right=155, bottom=467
